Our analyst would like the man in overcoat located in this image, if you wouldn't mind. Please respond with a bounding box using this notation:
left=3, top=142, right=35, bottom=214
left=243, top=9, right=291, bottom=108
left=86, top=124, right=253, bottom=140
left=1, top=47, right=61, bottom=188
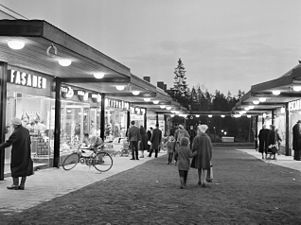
left=149, top=124, right=162, bottom=158
left=127, top=121, right=141, bottom=160
left=0, top=118, right=33, bottom=190
left=292, top=120, right=301, bottom=161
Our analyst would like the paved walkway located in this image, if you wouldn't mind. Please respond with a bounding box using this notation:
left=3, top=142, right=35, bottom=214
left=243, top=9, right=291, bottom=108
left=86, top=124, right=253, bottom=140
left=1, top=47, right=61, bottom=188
left=237, top=148, right=301, bottom=172
left=0, top=152, right=165, bottom=214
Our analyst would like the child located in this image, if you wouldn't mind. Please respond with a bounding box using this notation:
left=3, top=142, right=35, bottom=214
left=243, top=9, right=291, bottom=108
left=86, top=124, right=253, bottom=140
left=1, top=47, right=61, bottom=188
left=166, top=135, right=176, bottom=164
left=174, top=137, right=196, bottom=189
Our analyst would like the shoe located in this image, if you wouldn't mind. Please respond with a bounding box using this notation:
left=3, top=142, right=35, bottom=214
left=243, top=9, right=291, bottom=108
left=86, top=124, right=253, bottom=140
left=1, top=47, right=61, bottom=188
left=180, top=186, right=184, bottom=189
left=130, top=158, right=135, bottom=160
left=201, top=183, right=207, bottom=188
left=18, top=186, right=25, bottom=190
left=198, top=181, right=202, bottom=186
left=136, top=158, right=139, bottom=160
left=7, top=185, right=18, bottom=190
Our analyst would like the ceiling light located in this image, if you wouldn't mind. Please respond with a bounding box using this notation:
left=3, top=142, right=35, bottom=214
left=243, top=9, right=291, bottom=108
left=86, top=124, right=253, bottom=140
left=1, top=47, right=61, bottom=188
left=58, top=59, right=72, bottom=67
left=293, top=86, right=301, bottom=92
left=239, top=110, right=246, bottom=114
left=208, top=114, right=212, bottom=118
left=221, top=115, right=225, bottom=118
left=153, top=100, right=159, bottom=104
left=253, top=100, right=260, bottom=105
left=247, top=115, right=252, bottom=118
left=272, top=90, right=281, bottom=96
left=160, top=105, right=166, bottom=109
left=7, top=40, right=25, bottom=50
left=233, top=114, right=241, bottom=118
left=248, top=105, right=255, bottom=109
left=115, top=85, right=125, bottom=91
left=259, top=97, right=266, bottom=102
left=195, top=115, right=200, bottom=118
left=144, top=98, right=151, bottom=102
left=132, top=90, right=140, bottom=96
left=93, top=72, right=105, bottom=79
left=166, top=106, right=172, bottom=110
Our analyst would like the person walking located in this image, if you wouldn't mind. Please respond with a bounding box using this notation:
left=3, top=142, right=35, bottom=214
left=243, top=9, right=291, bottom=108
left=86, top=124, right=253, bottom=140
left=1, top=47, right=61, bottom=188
left=292, top=120, right=301, bottom=161
left=267, top=125, right=279, bottom=160
left=149, top=124, right=162, bottom=158
left=166, top=135, right=176, bottom=164
left=146, top=127, right=153, bottom=153
left=127, top=121, right=141, bottom=160
left=258, top=125, right=270, bottom=159
left=191, top=124, right=212, bottom=188
left=174, top=137, right=196, bottom=189
left=139, top=126, right=147, bottom=158
left=188, top=125, right=196, bottom=149
left=174, top=124, right=190, bottom=163
left=0, top=118, right=33, bottom=190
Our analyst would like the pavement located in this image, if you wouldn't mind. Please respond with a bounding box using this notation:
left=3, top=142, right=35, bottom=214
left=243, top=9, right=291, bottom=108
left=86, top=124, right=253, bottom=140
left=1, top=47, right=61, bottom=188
left=0, top=152, right=165, bottom=214
left=0, top=146, right=300, bottom=215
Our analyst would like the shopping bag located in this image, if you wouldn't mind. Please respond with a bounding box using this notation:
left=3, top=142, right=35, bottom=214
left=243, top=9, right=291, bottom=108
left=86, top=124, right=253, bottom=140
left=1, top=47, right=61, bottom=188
left=206, top=163, right=213, bottom=182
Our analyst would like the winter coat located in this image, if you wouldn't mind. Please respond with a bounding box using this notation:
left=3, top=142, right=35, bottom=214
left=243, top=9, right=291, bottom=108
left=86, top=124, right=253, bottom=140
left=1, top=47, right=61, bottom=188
left=139, top=127, right=147, bottom=150
left=191, top=133, right=212, bottom=170
left=258, top=128, right=269, bottom=153
left=151, top=128, right=162, bottom=149
left=293, top=123, right=301, bottom=151
left=127, top=126, right=141, bottom=142
left=0, top=125, right=33, bottom=177
left=175, top=146, right=195, bottom=171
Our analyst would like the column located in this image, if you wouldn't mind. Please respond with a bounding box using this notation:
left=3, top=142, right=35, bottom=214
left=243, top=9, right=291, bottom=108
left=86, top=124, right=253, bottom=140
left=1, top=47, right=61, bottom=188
left=285, top=103, right=290, bottom=156
left=53, top=78, right=61, bottom=168
left=100, top=93, right=105, bottom=140
left=156, top=112, right=159, bottom=126
left=144, top=108, right=147, bottom=130
left=0, top=62, right=7, bottom=180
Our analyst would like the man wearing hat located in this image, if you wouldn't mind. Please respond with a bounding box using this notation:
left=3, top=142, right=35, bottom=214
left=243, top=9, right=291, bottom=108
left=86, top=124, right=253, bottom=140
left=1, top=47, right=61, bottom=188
left=0, top=118, right=33, bottom=190
left=292, top=120, right=301, bottom=161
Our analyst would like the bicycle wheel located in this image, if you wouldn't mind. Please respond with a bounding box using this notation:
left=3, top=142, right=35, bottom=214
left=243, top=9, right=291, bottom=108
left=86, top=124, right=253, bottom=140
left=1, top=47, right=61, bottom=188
left=93, top=151, right=113, bottom=172
left=62, top=153, right=80, bottom=170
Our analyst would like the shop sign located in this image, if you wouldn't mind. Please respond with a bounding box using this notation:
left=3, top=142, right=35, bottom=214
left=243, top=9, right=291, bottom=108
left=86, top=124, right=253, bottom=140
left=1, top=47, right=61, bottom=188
left=61, top=86, right=74, bottom=98
left=91, top=94, right=102, bottom=103
left=8, top=69, right=47, bottom=89
left=77, top=90, right=89, bottom=101
left=288, top=99, right=301, bottom=112
left=106, top=98, right=129, bottom=110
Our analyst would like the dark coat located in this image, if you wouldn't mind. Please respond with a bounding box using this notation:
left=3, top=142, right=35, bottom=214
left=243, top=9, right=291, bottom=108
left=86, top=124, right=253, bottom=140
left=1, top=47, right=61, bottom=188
left=0, top=125, right=33, bottom=177
left=191, top=133, right=212, bottom=170
left=151, top=128, right=162, bottom=149
left=293, top=123, right=301, bottom=151
left=139, top=126, right=147, bottom=150
left=258, top=128, right=269, bottom=153
left=127, top=126, right=141, bottom=142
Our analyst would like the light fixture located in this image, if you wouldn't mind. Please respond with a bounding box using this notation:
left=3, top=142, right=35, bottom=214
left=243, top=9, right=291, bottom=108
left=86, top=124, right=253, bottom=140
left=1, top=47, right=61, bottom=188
left=239, top=110, right=247, bottom=114
left=247, top=115, right=252, bottom=118
left=58, top=59, right=72, bottom=67
left=272, top=90, right=281, bottom=96
left=144, top=98, right=151, bottom=102
left=293, top=86, right=301, bottom=92
left=244, top=106, right=250, bottom=111
left=259, top=97, right=266, bottom=102
left=153, top=100, right=159, bottom=104
left=132, top=90, right=140, bottom=96
left=7, top=40, right=25, bottom=50
left=208, top=114, right=212, bottom=118
left=93, top=72, right=105, bottom=79
left=115, top=85, right=125, bottom=91
left=160, top=105, right=166, bottom=109
left=248, top=105, right=255, bottom=110
left=263, top=113, right=267, bottom=118
left=166, top=106, right=172, bottom=110
left=253, top=100, right=260, bottom=105
left=233, top=114, right=241, bottom=118
left=221, top=115, right=225, bottom=118
left=171, top=114, right=175, bottom=118
left=195, top=115, right=200, bottom=118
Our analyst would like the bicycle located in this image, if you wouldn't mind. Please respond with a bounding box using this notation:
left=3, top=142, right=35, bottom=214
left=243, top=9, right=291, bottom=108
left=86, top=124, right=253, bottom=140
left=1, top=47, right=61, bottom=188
left=62, top=144, right=113, bottom=172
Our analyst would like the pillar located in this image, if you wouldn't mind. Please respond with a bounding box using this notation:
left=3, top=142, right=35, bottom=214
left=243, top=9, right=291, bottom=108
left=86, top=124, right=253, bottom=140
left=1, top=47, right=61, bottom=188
left=100, top=93, right=105, bottom=140
left=0, top=62, right=7, bottom=180
left=53, top=78, right=61, bottom=168
left=144, top=108, right=147, bottom=130
left=285, top=103, right=291, bottom=156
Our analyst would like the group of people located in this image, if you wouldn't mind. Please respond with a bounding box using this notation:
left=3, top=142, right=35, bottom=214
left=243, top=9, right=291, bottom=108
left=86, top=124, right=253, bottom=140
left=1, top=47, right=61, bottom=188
left=258, top=124, right=282, bottom=160
left=167, top=124, right=213, bottom=188
left=127, top=121, right=162, bottom=160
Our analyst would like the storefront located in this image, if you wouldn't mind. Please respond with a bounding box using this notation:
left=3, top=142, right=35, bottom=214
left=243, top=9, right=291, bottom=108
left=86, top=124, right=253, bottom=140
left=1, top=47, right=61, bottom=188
left=130, top=106, right=145, bottom=129
left=146, top=111, right=165, bottom=135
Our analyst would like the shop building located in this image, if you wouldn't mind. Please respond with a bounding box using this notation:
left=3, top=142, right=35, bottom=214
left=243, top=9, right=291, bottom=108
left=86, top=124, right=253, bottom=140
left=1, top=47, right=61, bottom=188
left=233, top=64, right=301, bottom=158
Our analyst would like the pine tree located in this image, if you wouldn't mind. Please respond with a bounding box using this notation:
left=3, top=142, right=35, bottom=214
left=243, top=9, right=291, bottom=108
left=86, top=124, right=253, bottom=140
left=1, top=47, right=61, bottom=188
left=171, top=58, right=188, bottom=98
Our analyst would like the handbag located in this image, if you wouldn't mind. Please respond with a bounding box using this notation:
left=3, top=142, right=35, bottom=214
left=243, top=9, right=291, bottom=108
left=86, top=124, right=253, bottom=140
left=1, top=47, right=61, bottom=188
left=206, top=162, right=213, bottom=182
left=268, top=144, right=278, bottom=154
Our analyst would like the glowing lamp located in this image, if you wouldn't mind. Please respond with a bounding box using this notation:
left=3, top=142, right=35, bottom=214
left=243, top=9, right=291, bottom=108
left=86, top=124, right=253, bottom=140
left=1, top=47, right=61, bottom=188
left=7, top=40, right=25, bottom=50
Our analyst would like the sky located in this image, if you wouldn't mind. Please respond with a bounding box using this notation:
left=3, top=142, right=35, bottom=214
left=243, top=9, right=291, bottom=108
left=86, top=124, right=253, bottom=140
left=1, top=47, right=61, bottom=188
left=2, top=0, right=301, bottom=95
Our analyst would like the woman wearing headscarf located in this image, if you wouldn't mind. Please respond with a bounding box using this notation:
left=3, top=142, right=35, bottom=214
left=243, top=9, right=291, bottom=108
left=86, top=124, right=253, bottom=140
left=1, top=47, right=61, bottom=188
left=191, top=124, right=212, bottom=187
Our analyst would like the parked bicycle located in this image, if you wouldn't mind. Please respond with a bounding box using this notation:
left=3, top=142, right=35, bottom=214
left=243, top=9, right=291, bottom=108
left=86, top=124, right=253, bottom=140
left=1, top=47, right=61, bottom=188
left=62, top=144, right=113, bottom=172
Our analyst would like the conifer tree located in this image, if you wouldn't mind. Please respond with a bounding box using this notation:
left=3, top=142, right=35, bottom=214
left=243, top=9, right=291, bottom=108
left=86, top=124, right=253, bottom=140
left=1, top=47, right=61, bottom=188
left=171, top=58, right=188, bottom=98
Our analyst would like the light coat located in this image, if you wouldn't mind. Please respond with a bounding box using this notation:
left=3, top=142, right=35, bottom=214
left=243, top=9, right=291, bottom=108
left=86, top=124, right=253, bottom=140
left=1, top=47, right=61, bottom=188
left=191, top=133, right=212, bottom=170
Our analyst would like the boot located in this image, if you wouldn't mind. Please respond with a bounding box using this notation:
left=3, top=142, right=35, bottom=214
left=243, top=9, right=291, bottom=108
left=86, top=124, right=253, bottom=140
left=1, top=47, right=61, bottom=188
left=7, top=177, right=19, bottom=190
left=19, top=177, right=26, bottom=190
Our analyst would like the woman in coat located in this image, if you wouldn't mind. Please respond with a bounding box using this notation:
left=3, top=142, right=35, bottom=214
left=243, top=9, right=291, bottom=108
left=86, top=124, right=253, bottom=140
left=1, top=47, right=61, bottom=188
left=191, top=124, right=212, bottom=187
left=0, top=118, right=33, bottom=190
left=139, top=126, right=147, bottom=158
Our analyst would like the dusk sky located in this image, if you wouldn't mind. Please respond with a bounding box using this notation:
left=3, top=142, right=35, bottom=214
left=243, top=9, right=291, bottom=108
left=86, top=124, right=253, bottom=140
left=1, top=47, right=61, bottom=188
left=2, top=0, right=301, bottom=95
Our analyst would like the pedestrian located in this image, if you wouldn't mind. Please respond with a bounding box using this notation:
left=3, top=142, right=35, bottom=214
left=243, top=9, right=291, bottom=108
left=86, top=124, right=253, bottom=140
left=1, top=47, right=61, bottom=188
left=191, top=124, right=212, bottom=188
left=275, top=128, right=282, bottom=154
left=127, top=121, right=141, bottom=160
left=0, top=118, right=33, bottom=190
left=188, top=125, right=196, bottom=149
left=292, top=120, right=301, bottom=161
left=146, top=127, right=153, bottom=152
left=174, top=137, right=196, bottom=189
left=149, top=124, right=162, bottom=158
left=166, top=135, right=176, bottom=164
left=267, top=125, right=279, bottom=160
left=139, top=126, right=147, bottom=158
left=174, top=124, right=190, bottom=163
left=258, top=124, right=270, bottom=159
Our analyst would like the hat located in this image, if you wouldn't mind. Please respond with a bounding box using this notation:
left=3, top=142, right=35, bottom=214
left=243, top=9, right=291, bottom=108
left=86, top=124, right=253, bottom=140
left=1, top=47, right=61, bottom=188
left=11, top=118, right=22, bottom=126
left=198, top=124, right=208, bottom=133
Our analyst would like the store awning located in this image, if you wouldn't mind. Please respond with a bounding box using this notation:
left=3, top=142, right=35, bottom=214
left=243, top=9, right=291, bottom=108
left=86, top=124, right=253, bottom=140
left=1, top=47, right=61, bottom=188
left=233, top=63, right=301, bottom=114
